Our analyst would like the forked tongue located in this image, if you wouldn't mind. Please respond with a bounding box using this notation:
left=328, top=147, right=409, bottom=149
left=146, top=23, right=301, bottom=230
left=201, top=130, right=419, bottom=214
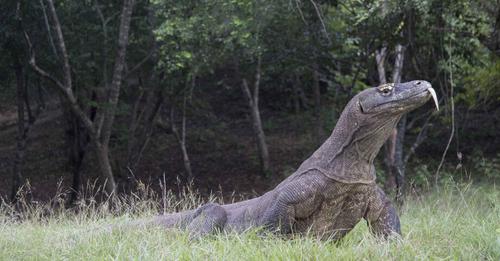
left=427, top=88, right=439, bottom=111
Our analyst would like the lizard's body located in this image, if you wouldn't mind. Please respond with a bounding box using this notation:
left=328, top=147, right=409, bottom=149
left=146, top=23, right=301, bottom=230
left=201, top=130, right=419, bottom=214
left=131, top=80, right=438, bottom=239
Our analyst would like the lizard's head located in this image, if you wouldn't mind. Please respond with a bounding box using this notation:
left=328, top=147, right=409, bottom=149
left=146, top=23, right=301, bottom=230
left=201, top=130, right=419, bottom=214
left=298, top=80, right=438, bottom=183
left=357, top=80, right=438, bottom=116
left=343, top=80, right=438, bottom=153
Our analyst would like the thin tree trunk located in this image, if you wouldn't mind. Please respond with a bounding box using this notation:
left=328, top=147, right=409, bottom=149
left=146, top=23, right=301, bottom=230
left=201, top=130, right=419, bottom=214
left=290, top=73, right=308, bottom=113
left=312, top=63, right=325, bottom=143
left=375, top=43, right=395, bottom=191
left=126, top=86, right=145, bottom=171
left=241, top=56, right=270, bottom=175
left=35, top=76, right=46, bottom=111
left=125, top=75, right=163, bottom=174
left=435, top=45, right=456, bottom=184
left=93, top=142, right=116, bottom=194
left=393, top=115, right=406, bottom=203
left=95, top=0, right=135, bottom=194
left=392, top=44, right=406, bottom=199
left=296, top=81, right=309, bottom=110
left=39, top=0, right=58, bottom=58
left=170, top=92, right=193, bottom=182
left=10, top=62, right=26, bottom=201
left=94, top=0, right=109, bottom=87
left=127, top=96, right=162, bottom=172
left=69, top=146, right=84, bottom=203
left=98, top=0, right=135, bottom=147
left=392, top=44, right=404, bottom=83
left=250, top=92, right=270, bottom=175
left=375, top=46, right=387, bottom=84
left=68, top=116, right=87, bottom=204
left=10, top=54, right=43, bottom=202
left=383, top=44, right=406, bottom=201
left=291, top=76, right=301, bottom=113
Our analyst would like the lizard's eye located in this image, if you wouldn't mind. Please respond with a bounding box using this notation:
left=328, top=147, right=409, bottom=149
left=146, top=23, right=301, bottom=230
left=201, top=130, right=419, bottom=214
left=378, top=83, right=394, bottom=96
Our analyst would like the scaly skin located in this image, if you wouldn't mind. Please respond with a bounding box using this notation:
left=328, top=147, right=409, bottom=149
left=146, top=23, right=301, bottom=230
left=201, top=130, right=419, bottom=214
left=135, top=80, right=437, bottom=240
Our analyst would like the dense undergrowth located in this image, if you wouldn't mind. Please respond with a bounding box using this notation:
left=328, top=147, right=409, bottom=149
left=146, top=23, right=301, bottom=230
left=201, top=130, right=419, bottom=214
left=0, top=182, right=498, bottom=260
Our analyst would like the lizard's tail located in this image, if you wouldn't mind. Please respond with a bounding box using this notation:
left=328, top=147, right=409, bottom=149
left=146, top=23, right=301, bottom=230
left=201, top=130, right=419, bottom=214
left=146, top=210, right=194, bottom=228
left=98, top=210, right=195, bottom=233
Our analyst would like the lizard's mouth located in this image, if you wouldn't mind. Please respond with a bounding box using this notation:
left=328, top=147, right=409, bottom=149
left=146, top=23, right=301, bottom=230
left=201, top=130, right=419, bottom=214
left=399, top=87, right=439, bottom=111
left=358, top=81, right=439, bottom=114
left=381, top=86, right=439, bottom=112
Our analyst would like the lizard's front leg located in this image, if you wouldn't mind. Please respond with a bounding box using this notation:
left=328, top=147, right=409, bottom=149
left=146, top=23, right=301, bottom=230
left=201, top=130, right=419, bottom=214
left=261, top=172, right=325, bottom=234
left=364, top=186, right=401, bottom=238
left=187, top=203, right=227, bottom=239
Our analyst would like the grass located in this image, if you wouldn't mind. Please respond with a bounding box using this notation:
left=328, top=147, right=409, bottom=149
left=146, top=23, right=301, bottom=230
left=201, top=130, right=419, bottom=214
left=0, top=182, right=499, bottom=260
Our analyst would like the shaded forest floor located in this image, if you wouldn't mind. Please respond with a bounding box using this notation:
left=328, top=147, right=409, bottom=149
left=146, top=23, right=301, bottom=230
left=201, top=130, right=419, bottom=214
left=0, top=183, right=498, bottom=260
left=0, top=94, right=499, bottom=202
left=0, top=97, right=324, bottom=201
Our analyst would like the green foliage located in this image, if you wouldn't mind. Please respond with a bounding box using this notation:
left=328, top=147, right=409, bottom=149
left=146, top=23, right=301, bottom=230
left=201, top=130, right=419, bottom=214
left=153, top=0, right=291, bottom=75
left=411, top=164, right=433, bottom=189
left=470, top=150, right=500, bottom=180
left=460, top=58, right=500, bottom=108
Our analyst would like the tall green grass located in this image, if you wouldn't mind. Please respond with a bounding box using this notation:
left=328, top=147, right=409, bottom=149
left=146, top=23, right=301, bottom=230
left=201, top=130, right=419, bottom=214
left=0, top=182, right=498, bottom=260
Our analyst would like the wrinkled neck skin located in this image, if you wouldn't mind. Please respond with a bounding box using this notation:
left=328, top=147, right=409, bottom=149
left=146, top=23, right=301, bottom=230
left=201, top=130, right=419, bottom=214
left=296, top=98, right=401, bottom=184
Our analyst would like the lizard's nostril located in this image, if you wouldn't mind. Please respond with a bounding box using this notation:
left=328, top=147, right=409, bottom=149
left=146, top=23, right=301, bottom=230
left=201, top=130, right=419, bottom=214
left=416, top=81, right=421, bottom=85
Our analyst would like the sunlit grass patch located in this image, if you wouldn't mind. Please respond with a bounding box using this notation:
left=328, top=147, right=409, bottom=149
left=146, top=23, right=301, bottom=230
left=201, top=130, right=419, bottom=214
left=0, top=183, right=498, bottom=260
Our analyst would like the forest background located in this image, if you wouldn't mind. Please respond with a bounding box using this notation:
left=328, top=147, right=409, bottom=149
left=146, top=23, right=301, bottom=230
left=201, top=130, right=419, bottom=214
left=0, top=0, right=499, bottom=205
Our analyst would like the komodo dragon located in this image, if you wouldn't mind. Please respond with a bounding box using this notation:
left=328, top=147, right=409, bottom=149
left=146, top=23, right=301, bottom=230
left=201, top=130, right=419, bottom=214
left=127, top=80, right=439, bottom=239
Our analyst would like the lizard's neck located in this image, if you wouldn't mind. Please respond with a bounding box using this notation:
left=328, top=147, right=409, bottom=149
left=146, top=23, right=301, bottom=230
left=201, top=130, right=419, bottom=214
left=296, top=101, right=400, bottom=183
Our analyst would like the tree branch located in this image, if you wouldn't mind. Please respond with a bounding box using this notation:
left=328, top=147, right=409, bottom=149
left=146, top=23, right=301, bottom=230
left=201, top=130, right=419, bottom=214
left=404, top=114, right=433, bottom=164
left=308, top=0, right=331, bottom=43
left=39, top=0, right=58, bottom=58
left=24, top=29, right=95, bottom=137
left=124, top=49, right=155, bottom=79
left=46, top=0, right=72, bottom=90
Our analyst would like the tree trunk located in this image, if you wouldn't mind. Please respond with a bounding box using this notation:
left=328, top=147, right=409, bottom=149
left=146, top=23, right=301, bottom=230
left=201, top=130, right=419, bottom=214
left=251, top=94, right=269, bottom=175
left=10, top=62, right=26, bottom=201
left=126, top=76, right=163, bottom=174
left=95, top=0, right=135, bottom=194
left=290, top=73, right=309, bottom=113
left=69, top=147, right=84, bottom=203
left=179, top=142, right=193, bottom=182
left=394, top=115, right=406, bottom=202
left=178, top=134, right=193, bottom=183
left=98, top=0, right=135, bottom=148
left=67, top=116, right=87, bottom=203
left=93, top=142, right=117, bottom=194
left=375, top=46, right=387, bottom=84
left=291, top=76, right=301, bottom=113
left=170, top=92, right=194, bottom=182
left=312, top=63, right=325, bottom=143
left=240, top=56, right=270, bottom=176
left=383, top=44, right=406, bottom=201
